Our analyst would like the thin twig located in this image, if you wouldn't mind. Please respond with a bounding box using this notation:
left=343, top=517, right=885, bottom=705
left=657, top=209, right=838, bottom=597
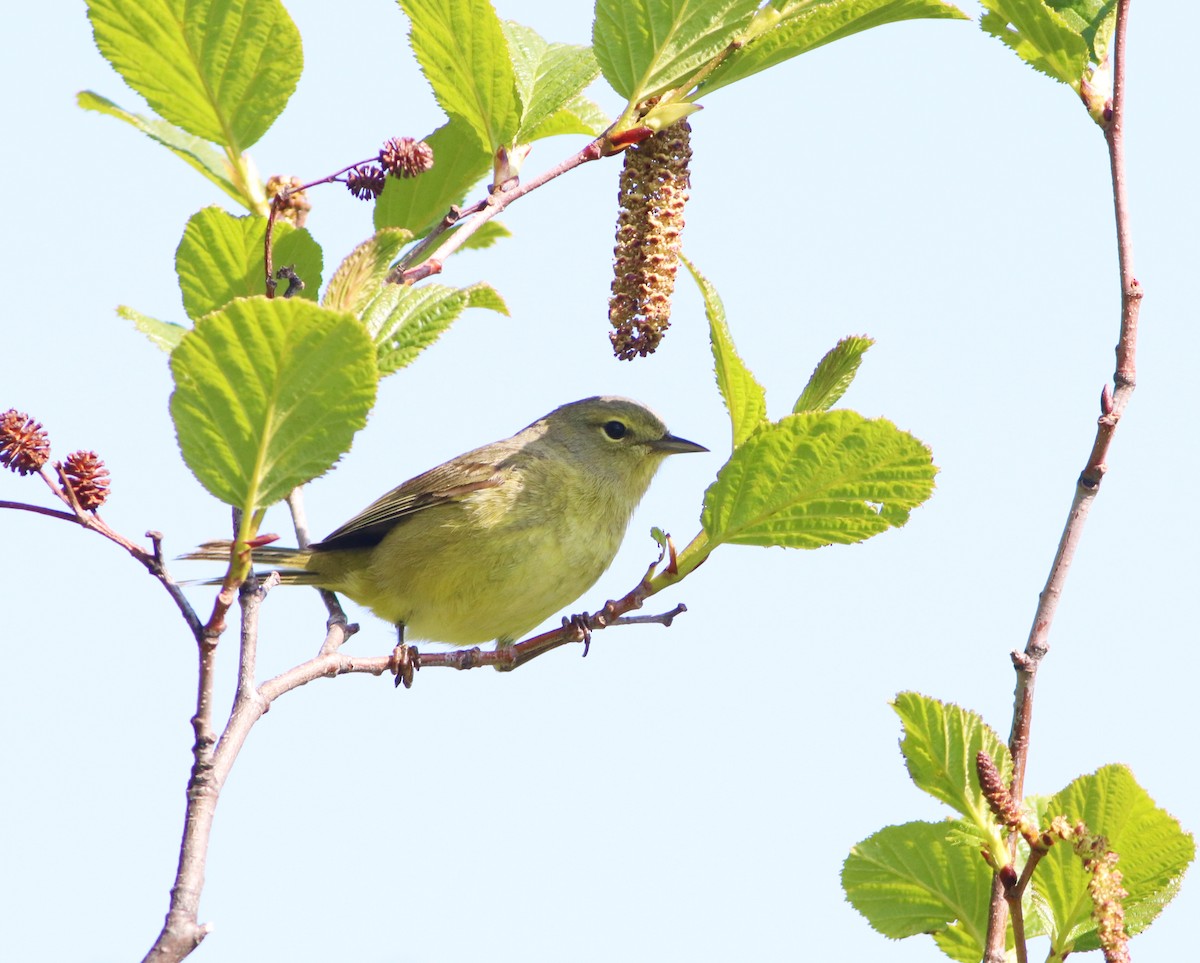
left=4, top=480, right=206, bottom=641
left=0, top=498, right=77, bottom=523
left=264, top=198, right=280, bottom=296
left=387, top=138, right=606, bottom=284
left=285, top=487, right=355, bottom=655
left=406, top=577, right=673, bottom=675
left=986, top=3, right=1139, bottom=958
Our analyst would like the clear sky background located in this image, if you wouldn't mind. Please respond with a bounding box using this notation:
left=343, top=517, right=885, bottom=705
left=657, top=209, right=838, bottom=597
left=3, top=2, right=1196, bottom=961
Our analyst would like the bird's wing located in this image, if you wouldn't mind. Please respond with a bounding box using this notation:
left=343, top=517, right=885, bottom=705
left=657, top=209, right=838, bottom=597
left=312, top=457, right=508, bottom=552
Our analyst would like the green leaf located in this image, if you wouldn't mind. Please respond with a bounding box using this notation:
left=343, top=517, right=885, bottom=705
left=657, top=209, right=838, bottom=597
left=502, top=21, right=602, bottom=143
left=175, top=207, right=322, bottom=321
left=681, top=255, right=766, bottom=448
left=400, top=0, right=520, bottom=152
left=374, top=121, right=492, bottom=236
left=892, top=692, right=1011, bottom=838
left=701, top=410, right=936, bottom=548
left=118, top=304, right=188, bottom=352
left=593, top=0, right=762, bottom=103
left=794, top=336, right=874, bottom=412
left=842, top=820, right=992, bottom=959
left=701, top=0, right=968, bottom=98
left=366, top=282, right=509, bottom=376
left=1051, top=0, right=1117, bottom=62
left=521, top=92, right=610, bottom=140
left=86, top=0, right=302, bottom=151
left=1034, top=764, right=1195, bottom=955
left=455, top=219, right=513, bottom=251
left=322, top=229, right=414, bottom=317
left=77, top=91, right=248, bottom=207
left=169, top=298, right=377, bottom=511
left=979, top=0, right=1091, bottom=88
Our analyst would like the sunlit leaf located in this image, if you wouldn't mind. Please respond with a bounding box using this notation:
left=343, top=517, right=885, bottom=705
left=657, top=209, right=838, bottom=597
left=702, top=410, right=936, bottom=548
left=170, top=298, right=377, bottom=511
left=175, top=207, right=322, bottom=321
left=86, top=0, right=301, bottom=150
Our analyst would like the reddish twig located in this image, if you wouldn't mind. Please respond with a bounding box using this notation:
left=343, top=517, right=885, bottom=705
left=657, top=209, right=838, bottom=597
left=0, top=498, right=77, bottom=523
left=5, top=474, right=206, bottom=642
left=985, top=3, right=1140, bottom=959
left=386, top=138, right=606, bottom=284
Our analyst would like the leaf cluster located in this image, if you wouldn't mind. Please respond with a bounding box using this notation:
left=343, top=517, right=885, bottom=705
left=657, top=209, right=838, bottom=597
left=842, top=693, right=1195, bottom=961
left=653, top=260, right=937, bottom=588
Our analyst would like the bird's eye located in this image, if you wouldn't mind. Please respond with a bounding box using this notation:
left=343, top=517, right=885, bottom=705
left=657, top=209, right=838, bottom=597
left=603, top=420, right=628, bottom=440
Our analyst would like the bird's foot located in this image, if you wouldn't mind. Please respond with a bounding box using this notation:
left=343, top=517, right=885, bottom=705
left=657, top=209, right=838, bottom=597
left=391, top=642, right=420, bottom=688
left=562, top=612, right=594, bottom=657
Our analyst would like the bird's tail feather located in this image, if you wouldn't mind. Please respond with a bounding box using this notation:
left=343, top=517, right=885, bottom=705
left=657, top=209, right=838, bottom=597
left=179, top=540, right=318, bottom=586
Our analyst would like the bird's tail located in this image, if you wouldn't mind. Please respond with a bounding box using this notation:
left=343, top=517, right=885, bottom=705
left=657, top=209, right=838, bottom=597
left=179, top=540, right=320, bottom=586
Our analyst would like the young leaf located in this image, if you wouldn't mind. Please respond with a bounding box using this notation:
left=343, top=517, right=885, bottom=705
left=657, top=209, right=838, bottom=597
left=366, top=282, right=509, bottom=376
left=842, top=819, right=992, bottom=960
left=86, top=0, right=302, bottom=151
left=175, top=207, right=322, bottom=321
left=593, top=0, right=762, bottom=104
left=700, top=0, right=968, bottom=99
left=400, top=0, right=520, bottom=152
left=892, top=692, right=1012, bottom=837
left=521, top=92, right=610, bottom=140
left=701, top=410, right=936, bottom=548
left=1034, top=764, right=1195, bottom=955
left=979, top=0, right=1091, bottom=88
left=1047, top=0, right=1117, bottom=62
left=681, top=255, right=766, bottom=447
left=77, top=91, right=246, bottom=206
left=322, top=229, right=414, bottom=317
left=502, top=22, right=603, bottom=143
left=170, top=298, right=377, bottom=511
left=374, top=121, right=493, bottom=236
left=455, top=220, right=514, bottom=251
left=794, top=336, right=874, bottom=412
left=118, top=305, right=187, bottom=353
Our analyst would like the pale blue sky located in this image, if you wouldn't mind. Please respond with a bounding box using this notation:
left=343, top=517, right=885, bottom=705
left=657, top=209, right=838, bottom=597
left=3, top=2, right=1196, bottom=961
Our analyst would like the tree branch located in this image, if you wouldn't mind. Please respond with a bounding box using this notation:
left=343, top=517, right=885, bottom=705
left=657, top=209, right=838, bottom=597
left=3, top=473, right=206, bottom=641
left=387, top=137, right=606, bottom=284
left=986, top=3, right=1140, bottom=959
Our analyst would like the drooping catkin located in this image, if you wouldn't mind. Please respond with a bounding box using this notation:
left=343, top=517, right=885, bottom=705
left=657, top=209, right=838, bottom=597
left=608, top=120, right=692, bottom=360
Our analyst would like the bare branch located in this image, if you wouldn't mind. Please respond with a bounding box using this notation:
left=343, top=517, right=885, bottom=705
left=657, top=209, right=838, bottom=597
left=3, top=475, right=206, bottom=641
left=0, top=498, right=77, bottom=523
left=987, top=3, right=1140, bottom=958
left=387, top=138, right=606, bottom=284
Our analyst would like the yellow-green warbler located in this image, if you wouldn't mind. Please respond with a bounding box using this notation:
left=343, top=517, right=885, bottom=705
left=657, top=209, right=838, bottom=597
left=187, top=397, right=705, bottom=645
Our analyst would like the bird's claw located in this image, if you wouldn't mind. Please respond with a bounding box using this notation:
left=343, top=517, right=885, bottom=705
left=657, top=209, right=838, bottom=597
left=562, top=612, right=593, bottom=657
left=392, top=642, right=420, bottom=688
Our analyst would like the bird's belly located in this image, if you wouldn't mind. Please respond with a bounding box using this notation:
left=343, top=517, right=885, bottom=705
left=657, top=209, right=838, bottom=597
left=363, top=513, right=621, bottom=645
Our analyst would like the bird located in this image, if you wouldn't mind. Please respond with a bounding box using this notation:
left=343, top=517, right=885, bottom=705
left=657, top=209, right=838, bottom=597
left=185, top=396, right=706, bottom=647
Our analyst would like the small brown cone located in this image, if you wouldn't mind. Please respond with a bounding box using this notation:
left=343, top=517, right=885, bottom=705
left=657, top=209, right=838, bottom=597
left=62, top=450, right=110, bottom=511
left=380, top=137, right=434, bottom=179
left=0, top=409, right=50, bottom=475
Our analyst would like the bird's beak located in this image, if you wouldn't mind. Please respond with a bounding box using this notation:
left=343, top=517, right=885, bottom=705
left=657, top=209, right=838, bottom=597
left=651, top=433, right=708, bottom=455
